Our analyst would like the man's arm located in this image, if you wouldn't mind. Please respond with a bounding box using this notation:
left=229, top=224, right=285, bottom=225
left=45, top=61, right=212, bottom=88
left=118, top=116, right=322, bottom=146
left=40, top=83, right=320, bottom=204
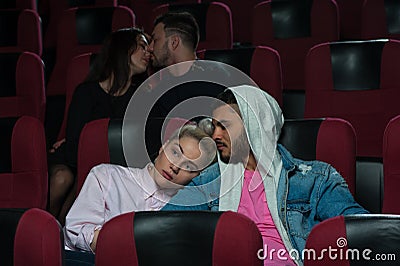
left=317, top=166, right=369, bottom=220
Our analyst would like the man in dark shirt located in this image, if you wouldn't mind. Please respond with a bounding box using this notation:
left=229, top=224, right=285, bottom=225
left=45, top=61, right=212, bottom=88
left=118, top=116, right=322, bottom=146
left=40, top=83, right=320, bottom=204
left=147, top=12, right=229, bottom=119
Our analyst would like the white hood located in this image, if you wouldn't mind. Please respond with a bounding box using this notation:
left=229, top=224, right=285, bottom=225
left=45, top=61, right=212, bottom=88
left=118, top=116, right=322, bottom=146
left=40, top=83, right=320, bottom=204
left=217, top=84, right=284, bottom=211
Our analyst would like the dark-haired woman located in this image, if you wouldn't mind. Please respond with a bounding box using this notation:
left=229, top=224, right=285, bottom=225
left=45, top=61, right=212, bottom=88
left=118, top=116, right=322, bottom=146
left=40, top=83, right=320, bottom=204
left=48, top=27, right=150, bottom=225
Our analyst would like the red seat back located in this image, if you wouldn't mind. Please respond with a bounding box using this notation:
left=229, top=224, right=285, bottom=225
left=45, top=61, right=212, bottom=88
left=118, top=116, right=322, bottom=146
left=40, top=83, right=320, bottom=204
left=304, top=214, right=400, bottom=265
left=199, top=46, right=283, bottom=106
left=202, top=0, right=264, bottom=44
left=335, top=0, right=364, bottom=39
left=0, top=9, right=42, bottom=55
left=279, top=118, right=356, bottom=195
left=119, top=0, right=200, bottom=32
left=361, top=0, right=400, bottom=40
left=46, top=6, right=135, bottom=96
left=44, top=0, right=116, bottom=49
left=305, top=39, right=400, bottom=158
left=0, top=0, right=37, bottom=10
left=56, top=53, right=92, bottom=141
left=0, top=116, right=47, bottom=209
left=152, top=2, right=233, bottom=50
left=14, top=208, right=63, bottom=266
left=0, top=52, right=45, bottom=122
left=96, top=211, right=263, bottom=266
left=252, top=0, right=339, bottom=91
left=383, top=115, right=400, bottom=214
left=77, top=117, right=186, bottom=194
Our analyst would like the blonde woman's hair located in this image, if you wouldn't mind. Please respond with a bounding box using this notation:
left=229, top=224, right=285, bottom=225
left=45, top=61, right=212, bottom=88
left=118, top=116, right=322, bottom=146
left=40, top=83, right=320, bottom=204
left=168, top=123, right=216, bottom=167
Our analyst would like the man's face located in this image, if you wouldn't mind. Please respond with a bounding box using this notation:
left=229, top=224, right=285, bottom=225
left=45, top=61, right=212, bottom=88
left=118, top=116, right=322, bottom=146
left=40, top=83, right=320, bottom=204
left=149, top=23, right=172, bottom=68
left=212, top=104, right=250, bottom=164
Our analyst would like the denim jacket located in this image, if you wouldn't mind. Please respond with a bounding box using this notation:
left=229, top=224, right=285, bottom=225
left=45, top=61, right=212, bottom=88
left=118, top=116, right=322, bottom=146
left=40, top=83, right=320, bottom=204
left=162, top=144, right=368, bottom=253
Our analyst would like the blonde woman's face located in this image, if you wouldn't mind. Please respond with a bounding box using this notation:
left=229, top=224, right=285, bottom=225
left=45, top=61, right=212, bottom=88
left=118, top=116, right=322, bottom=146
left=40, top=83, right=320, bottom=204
left=153, top=136, right=210, bottom=189
left=129, top=34, right=150, bottom=75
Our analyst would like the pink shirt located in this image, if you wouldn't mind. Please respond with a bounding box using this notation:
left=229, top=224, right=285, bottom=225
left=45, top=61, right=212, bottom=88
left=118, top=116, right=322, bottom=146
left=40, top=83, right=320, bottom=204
left=238, top=170, right=296, bottom=265
left=65, top=163, right=176, bottom=252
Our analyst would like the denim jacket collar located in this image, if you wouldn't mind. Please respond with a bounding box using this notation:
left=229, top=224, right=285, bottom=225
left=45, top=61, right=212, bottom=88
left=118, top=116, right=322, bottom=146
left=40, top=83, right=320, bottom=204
left=277, top=144, right=296, bottom=173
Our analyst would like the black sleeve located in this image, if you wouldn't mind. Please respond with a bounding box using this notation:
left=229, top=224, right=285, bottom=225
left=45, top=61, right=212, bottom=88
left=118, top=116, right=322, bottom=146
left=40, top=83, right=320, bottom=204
left=65, top=83, right=94, bottom=168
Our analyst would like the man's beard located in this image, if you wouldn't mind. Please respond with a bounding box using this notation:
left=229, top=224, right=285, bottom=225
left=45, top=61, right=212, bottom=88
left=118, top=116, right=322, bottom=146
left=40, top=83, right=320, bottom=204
left=219, top=129, right=250, bottom=165
left=152, top=41, right=171, bottom=68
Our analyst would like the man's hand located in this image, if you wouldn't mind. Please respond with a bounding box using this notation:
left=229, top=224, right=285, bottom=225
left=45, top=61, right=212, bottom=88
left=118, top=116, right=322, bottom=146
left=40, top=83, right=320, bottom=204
left=49, top=138, right=66, bottom=153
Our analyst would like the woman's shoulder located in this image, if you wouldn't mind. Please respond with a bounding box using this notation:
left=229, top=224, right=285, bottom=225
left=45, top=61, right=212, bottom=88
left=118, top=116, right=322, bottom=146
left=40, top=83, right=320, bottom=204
left=71, top=82, right=110, bottom=105
left=90, top=163, right=144, bottom=182
left=91, top=163, right=136, bottom=175
left=74, top=81, right=101, bottom=94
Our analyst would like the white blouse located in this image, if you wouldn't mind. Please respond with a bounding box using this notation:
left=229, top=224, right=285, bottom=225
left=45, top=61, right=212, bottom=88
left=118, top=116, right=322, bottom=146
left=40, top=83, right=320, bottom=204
left=64, top=163, right=176, bottom=252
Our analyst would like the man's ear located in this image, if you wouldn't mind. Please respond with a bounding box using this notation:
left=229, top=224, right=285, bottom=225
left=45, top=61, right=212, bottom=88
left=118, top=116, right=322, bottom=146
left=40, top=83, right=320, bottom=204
left=170, top=35, right=180, bottom=50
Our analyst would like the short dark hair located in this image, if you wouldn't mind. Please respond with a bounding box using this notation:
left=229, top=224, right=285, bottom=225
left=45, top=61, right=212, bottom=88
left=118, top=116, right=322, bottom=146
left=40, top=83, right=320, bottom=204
left=154, top=12, right=200, bottom=51
left=217, top=89, right=237, bottom=105
left=212, top=89, right=241, bottom=116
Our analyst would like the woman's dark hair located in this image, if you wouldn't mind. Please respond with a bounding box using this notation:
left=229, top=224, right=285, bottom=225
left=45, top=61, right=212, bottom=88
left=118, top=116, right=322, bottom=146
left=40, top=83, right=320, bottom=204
left=85, top=27, right=146, bottom=95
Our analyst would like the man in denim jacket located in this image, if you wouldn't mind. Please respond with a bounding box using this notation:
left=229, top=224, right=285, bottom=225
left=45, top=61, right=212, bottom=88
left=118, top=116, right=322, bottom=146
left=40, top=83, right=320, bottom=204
left=163, top=85, right=367, bottom=265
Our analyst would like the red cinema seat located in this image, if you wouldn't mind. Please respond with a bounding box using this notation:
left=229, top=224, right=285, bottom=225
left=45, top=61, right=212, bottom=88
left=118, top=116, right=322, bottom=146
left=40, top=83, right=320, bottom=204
left=361, top=0, right=400, bottom=40
left=96, top=211, right=263, bottom=266
left=77, top=117, right=186, bottom=195
left=201, top=0, right=264, bottom=45
left=14, top=208, right=64, bottom=266
left=0, top=0, right=36, bottom=10
left=0, top=208, right=27, bottom=266
left=304, top=39, right=400, bottom=213
left=0, top=116, right=47, bottom=209
left=0, top=9, right=42, bottom=56
left=152, top=2, right=233, bottom=50
left=304, top=39, right=400, bottom=159
left=0, top=52, right=45, bottom=122
left=252, top=0, right=338, bottom=92
left=383, top=115, right=400, bottom=214
left=279, top=118, right=356, bottom=196
left=119, top=0, right=200, bottom=32
left=252, top=0, right=339, bottom=118
left=199, top=46, right=283, bottom=106
left=55, top=53, right=93, bottom=142
left=335, top=0, right=364, bottom=40
left=44, top=0, right=116, bottom=50
left=46, top=5, right=135, bottom=96
left=304, top=214, right=400, bottom=265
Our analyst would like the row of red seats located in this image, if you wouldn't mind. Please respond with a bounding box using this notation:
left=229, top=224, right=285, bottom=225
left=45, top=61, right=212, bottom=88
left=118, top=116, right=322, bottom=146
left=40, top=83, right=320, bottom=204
left=3, top=109, right=400, bottom=214
left=4, top=0, right=400, bottom=96
left=2, top=113, right=400, bottom=264
left=3, top=208, right=263, bottom=266
left=0, top=106, right=400, bottom=213
left=2, top=0, right=400, bottom=214
left=3, top=0, right=400, bottom=125
left=4, top=38, right=400, bottom=158
left=29, top=0, right=400, bottom=44
left=1, top=39, right=400, bottom=215
left=3, top=197, right=400, bottom=265
left=9, top=207, right=400, bottom=265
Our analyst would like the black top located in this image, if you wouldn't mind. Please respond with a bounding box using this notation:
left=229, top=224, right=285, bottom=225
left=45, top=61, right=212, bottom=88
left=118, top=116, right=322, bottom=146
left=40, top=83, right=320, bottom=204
left=149, top=61, right=229, bottom=119
left=51, top=81, right=138, bottom=169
